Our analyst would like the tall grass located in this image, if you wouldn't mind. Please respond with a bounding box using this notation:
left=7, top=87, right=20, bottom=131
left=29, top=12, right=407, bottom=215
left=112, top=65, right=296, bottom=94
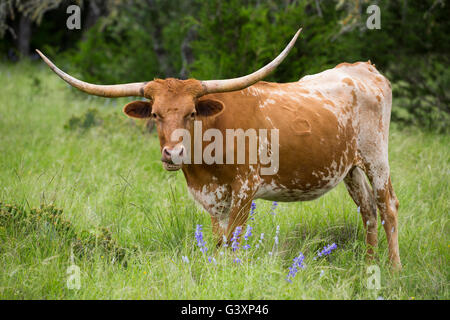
left=0, top=62, right=448, bottom=299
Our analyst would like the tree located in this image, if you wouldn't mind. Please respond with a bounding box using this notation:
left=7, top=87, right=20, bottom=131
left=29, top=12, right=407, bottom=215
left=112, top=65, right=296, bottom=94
left=1, top=0, right=68, bottom=56
left=0, top=0, right=118, bottom=58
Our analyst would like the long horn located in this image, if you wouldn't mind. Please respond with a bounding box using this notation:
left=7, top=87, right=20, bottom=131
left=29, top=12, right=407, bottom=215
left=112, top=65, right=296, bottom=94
left=200, top=28, right=302, bottom=95
left=36, top=50, right=147, bottom=97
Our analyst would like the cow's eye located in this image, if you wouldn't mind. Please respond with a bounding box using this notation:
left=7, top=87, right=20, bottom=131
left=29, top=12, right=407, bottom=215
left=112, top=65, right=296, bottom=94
left=190, top=112, right=196, bottom=118
left=151, top=113, right=157, bottom=119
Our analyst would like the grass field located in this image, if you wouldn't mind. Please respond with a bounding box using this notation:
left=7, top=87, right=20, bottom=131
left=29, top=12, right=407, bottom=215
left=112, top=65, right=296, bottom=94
left=0, top=62, right=448, bottom=299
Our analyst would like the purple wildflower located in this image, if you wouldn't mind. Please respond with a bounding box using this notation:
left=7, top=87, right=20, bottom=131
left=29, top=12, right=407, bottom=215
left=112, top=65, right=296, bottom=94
left=208, top=256, right=217, bottom=264
left=181, top=256, right=189, bottom=263
left=255, top=232, right=264, bottom=249
left=195, top=224, right=208, bottom=254
left=231, top=226, right=242, bottom=251
left=233, top=258, right=241, bottom=264
left=244, top=225, right=253, bottom=241
left=274, top=225, right=280, bottom=245
left=270, top=201, right=278, bottom=215
left=242, top=226, right=252, bottom=250
left=271, top=226, right=280, bottom=255
left=250, top=201, right=256, bottom=220
left=286, top=253, right=305, bottom=283
left=316, top=243, right=337, bottom=258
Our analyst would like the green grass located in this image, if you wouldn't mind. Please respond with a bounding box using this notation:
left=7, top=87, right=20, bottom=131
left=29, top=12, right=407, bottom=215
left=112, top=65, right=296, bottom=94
left=0, top=62, right=448, bottom=299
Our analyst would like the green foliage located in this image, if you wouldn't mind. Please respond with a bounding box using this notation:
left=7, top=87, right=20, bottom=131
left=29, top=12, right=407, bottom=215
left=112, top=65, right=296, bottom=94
left=67, top=0, right=197, bottom=82
left=389, top=54, right=450, bottom=133
left=64, top=108, right=102, bottom=131
left=189, top=0, right=355, bottom=80
left=63, top=106, right=150, bottom=134
left=0, top=202, right=129, bottom=262
left=68, top=20, right=161, bottom=84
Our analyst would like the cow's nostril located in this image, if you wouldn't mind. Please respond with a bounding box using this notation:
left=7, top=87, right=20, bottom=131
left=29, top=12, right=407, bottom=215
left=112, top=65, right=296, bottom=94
left=163, top=148, right=171, bottom=157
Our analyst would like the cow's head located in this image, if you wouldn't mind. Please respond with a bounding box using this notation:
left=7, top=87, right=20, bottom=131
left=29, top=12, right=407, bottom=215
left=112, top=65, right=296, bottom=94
left=122, top=78, right=228, bottom=170
left=36, top=29, right=301, bottom=171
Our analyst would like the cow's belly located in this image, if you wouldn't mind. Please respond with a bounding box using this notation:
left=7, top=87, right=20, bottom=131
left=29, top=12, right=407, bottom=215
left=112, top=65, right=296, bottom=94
left=254, top=167, right=350, bottom=202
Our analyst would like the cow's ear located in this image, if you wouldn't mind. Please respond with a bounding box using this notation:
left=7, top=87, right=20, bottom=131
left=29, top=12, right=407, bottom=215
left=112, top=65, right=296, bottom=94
left=123, top=100, right=153, bottom=118
left=196, top=99, right=224, bottom=117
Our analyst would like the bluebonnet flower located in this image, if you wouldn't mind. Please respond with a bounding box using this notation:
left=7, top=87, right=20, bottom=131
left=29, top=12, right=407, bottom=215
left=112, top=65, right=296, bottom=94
left=381, top=220, right=385, bottom=225
left=230, top=226, right=242, bottom=251
left=286, top=253, right=305, bottom=283
left=316, top=243, right=337, bottom=258
left=250, top=201, right=256, bottom=220
left=195, top=224, right=208, bottom=254
left=244, top=226, right=253, bottom=240
left=182, top=256, right=189, bottom=263
left=244, top=225, right=253, bottom=241
left=256, top=233, right=264, bottom=246
left=357, top=206, right=361, bottom=213
left=255, top=232, right=264, bottom=249
left=208, top=256, right=217, bottom=264
left=274, top=225, right=280, bottom=245
left=271, top=226, right=280, bottom=256
left=233, top=258, right=241, bottom=264
left=270, top=201, right=278, bottom=215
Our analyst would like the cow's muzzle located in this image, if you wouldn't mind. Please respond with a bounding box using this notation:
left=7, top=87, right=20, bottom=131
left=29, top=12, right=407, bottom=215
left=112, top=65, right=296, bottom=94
left=161, top=145, right=185, bottom=171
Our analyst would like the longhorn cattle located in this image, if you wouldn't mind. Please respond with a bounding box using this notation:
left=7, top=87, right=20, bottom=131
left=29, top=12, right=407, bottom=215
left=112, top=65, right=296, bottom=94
left=37, top=29, right=401, bottom=269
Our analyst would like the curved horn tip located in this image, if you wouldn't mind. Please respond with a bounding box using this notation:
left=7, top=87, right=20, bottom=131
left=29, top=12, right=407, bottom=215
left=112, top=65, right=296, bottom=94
left=293, top=28, right=302, bottom=40
left=35, top=49, right=45, bottom=58
left=35, top=49, right=51, bottom=65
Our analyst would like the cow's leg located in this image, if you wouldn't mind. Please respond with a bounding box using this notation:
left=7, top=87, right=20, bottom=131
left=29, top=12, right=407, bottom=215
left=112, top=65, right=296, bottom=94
left=344, top=167, right=378, bottom=260
left=205, top=193, right=252, bottom=247
left=187, top=182, right=233, bottom=246
left=209, top=199, right=233, bottom=246
left=221, top=175, right=259, bottom=244
left=364, top=161, right=401, bottom=270
left=210, top=198, right=252, bottom=248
